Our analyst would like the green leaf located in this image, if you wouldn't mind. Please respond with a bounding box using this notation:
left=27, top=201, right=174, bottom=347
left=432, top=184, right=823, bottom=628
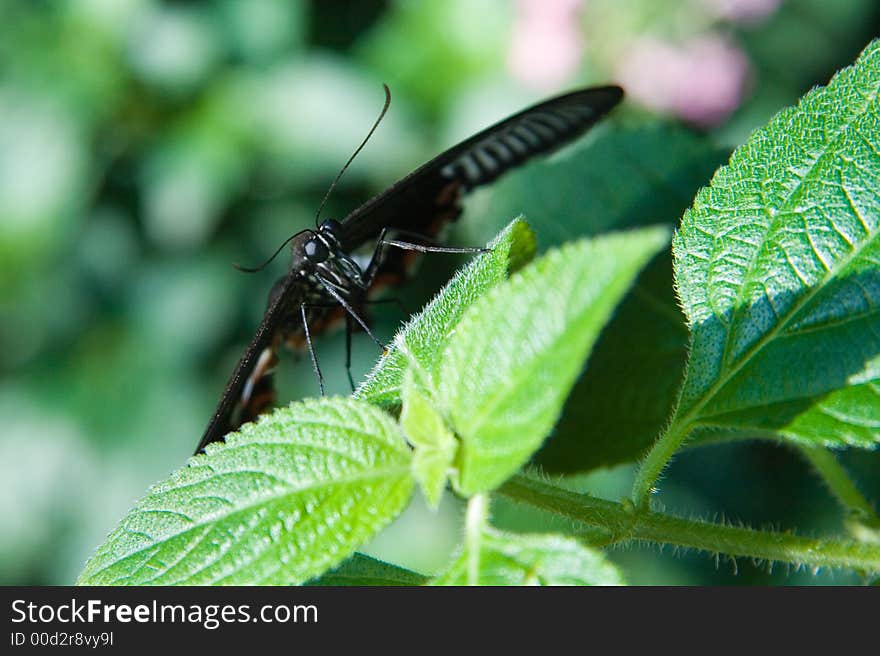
left=466, top=123, right=726, bottom=474
left=400, top=369, right=457, bottom=508
left=356, top=217, right=536, bottom=406
left=536, top=250, right=690, bottom=472
left=440, top=228, right=671, bottom=495
left=672, top=38, right=880, bottom=448
left=431, top=528, right=624, bottom=586
left=77, top=398, right=414, bottom=585
left=309, top=553, right=427, bottom=586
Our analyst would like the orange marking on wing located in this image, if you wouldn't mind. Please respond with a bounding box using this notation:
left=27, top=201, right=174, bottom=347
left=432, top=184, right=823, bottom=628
left=241, top=386, right=276, bottom=424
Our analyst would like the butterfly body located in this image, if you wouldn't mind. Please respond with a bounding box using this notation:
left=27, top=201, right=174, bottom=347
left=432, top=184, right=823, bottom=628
left=196, top=85, right=624, bottom=454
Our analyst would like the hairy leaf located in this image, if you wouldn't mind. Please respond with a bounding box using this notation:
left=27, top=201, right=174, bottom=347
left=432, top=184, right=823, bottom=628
left=432, top=529, right=624, bottom=586
left=77, top=398, right=413, bottom=585
left=537, top=251, right=689, bottom=472
left=467, top=123, right=725, bottom=473
left=356, top=218, right=536, bottom=406
left=673, top=39, right=880, bottom=447
left=440, top=228, right=670, bottom=495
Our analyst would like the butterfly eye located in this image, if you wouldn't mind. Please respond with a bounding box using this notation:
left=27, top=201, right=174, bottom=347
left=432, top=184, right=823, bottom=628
left=304, top=237, right=330, bottom=263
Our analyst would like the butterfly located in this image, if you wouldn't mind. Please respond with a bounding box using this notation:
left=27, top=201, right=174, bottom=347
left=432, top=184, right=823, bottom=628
left=195, top=84, right=624, bottom=454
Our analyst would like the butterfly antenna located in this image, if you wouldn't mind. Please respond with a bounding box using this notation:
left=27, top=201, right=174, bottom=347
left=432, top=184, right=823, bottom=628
left=314, top=83, right=392, bottom=227
left=233, top=230, right=310, bottom=273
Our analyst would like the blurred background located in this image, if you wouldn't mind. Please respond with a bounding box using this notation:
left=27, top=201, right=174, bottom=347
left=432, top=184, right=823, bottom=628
left=2, top=0, right=879, bottom=585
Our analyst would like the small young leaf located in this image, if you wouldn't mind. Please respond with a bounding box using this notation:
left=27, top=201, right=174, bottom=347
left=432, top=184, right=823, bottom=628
left=432, top=529, right=624, bottom=586
left=77, top=398, right=414, bottom=585
left=440, top=228, right=670, bottom=495
left=356, top=218, right=536, bottom=406
left=400, top=369, right=457, bottom=508
left=309, top=553, right=427, bottom=586
left=673, top=38, right=880, bottom=448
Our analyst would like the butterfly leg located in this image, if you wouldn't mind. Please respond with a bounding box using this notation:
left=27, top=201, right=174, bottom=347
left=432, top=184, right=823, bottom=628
left=300, top=297, right=404, bottom=385
left=364, top=227, right=487, bottom=284
left=305, top=297, right=408, bottom=314
left=344, top=314, right=356, bottom=392
left=316, top=277, right=386, bottom=351
left=301, top=302, right=325, bottom=396
left=384, top=227, right=488, bottom=254
left=381, top=238, right=487, bottom=254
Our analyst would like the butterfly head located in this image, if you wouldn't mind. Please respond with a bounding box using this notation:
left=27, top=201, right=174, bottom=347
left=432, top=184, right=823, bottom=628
left=295, top=220, right=364, bottom=290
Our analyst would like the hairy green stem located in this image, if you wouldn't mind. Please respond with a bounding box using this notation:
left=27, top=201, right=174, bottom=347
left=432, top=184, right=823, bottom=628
left=501, top=474, right=880, bottom=573
left=631, top=416, right=693, bottom=508
left=798, top=445, right=880, bottom=528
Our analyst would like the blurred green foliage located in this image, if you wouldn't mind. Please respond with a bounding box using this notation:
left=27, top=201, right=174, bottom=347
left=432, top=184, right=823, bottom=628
left=1, top=0, right=879, bottom=585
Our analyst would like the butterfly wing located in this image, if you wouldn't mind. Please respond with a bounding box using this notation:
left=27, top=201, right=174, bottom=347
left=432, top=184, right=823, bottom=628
left=196, top=86, right=623, bottom=453
left=337, top=85, right=624, bottom=250
left=195, top=275, right=303, bottom=454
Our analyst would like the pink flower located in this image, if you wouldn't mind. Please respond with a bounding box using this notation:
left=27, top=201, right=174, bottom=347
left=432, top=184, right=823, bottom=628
left=616, top=35, right=750, bottom=127
left=508, top=0, right=584, bottom=90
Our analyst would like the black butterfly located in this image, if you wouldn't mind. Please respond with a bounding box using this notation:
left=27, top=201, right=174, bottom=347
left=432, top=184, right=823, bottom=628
left=195, top=84, right=624, bottom=454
